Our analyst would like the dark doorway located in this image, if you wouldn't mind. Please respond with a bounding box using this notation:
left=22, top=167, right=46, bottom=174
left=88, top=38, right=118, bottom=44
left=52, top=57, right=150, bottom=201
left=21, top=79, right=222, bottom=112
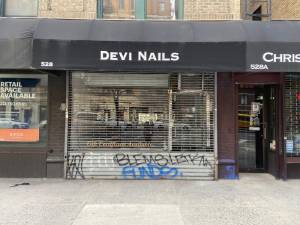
left=238, top=84, right=279, bottom=176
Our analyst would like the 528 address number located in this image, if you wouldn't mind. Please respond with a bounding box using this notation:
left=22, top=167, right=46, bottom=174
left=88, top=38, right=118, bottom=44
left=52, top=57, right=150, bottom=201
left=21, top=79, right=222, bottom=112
left=40, top=62, right=54, bottom=67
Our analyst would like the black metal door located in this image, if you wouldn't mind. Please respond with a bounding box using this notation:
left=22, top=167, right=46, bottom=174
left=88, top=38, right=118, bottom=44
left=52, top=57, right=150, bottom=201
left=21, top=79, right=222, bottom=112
left=265, top=86, right=280, bottom=177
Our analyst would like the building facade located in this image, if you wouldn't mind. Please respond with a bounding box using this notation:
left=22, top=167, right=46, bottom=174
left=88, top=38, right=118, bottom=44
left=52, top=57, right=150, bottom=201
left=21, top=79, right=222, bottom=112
left=1, top=0, right=300, bottom=21
left=272, top=0, right=300, bottom=20
left=1, top=0, right=240, bottom=20
left=0, top=0, right=300, bottom=180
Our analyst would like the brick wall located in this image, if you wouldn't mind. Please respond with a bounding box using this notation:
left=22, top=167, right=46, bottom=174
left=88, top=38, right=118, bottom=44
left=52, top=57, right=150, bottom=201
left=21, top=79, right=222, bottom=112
left=39, top=0, right=97, bottom=19
left=242, top=0, right=300, bottom=21
left=38, top=0, right=300, bottom=21
left=217, top=73, right=238, bottom=179
left=38, top=0, right=243, bottom=20
left=243, top=0, right=271, bottom=21
left=184, top=0, right=241, bottom=20
left=272, top=0, right=300, bottom=20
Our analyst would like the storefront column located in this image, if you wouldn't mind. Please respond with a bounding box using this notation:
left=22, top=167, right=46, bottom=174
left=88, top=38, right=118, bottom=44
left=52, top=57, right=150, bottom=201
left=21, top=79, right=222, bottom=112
left=46, top=72, right=66, bottom=178
left=217, top=73, right=238, bottom=179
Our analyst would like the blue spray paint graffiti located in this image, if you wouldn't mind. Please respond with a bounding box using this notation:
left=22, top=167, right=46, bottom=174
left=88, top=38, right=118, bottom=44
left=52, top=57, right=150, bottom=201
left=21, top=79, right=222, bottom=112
left=114, top=153, right=213, bottom=179
left=122, top=163, right=182, bottom=179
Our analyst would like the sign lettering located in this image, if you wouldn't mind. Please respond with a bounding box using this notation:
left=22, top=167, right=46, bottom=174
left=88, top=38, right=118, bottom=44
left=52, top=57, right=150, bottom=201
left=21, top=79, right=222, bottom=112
left=99, top=50, right=180, bottom=62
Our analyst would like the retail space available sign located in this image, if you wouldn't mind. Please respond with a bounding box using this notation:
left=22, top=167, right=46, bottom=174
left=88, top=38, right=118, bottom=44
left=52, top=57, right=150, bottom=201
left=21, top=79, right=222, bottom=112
left=0, top=81, right=35, bottom=99
left=247, top=43, right=300, bottom=72
left=0, top=79, right=39, bottom=142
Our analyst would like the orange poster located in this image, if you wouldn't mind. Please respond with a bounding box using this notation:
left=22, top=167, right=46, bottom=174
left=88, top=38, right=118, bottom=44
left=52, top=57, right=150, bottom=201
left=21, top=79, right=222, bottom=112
left=0, top=129, right=39, bottom=142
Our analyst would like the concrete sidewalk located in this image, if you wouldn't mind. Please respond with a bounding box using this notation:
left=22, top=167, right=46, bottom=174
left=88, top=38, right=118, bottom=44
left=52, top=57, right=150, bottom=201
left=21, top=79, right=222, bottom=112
left=0, top=174, right=299, bottom=225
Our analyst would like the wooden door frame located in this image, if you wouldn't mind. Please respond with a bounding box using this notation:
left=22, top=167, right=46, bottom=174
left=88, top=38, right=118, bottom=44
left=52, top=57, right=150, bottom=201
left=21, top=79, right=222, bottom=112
left=233, top=73, right=285, bottom=179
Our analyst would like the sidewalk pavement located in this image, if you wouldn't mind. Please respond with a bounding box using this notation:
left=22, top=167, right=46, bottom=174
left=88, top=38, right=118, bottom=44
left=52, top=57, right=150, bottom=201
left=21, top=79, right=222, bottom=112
left=0, top=173, right=300, bottom=225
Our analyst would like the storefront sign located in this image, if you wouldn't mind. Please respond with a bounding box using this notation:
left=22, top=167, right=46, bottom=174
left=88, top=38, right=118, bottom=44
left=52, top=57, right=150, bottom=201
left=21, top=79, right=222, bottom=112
left=0, top=129, right=39, bottom=142
left=34, top=39, right=300, bottom=72
left=262, top=52, right=300, bottom=63
left=33, top=41, right=245, bottom=72
left=247, top=43, right=300, bottom=72
left=0, top=78, right=42, bottom=142
left=87, top=141, right=151, bottom=148
left=99, top=51, right=180, bottom=62
left=0, top=82, right=36, bottom=99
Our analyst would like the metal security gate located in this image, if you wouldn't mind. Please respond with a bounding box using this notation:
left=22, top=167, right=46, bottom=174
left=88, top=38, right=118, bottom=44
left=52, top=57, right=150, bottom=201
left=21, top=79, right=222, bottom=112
left=66, top=72, right=216, bottom=180
left=284, top=74, right=300, bottom=157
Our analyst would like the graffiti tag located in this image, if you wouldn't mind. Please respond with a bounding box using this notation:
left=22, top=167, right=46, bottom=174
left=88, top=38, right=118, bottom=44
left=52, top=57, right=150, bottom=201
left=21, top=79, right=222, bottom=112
left=66, top=153, right=85, bottom=179
left=122, top=163, right=182, bottom=179
left=114, top=153, right=212, bottom=168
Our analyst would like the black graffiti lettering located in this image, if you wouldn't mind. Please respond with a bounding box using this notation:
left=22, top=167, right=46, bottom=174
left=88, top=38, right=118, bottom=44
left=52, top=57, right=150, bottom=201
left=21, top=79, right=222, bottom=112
left=113, top=153, right=130, bottom=166
left=154, top=154, right=169, bottom=166
left=132, top=154, right=147, bottom=166
left=66, top=153, right=85, bottom=179
left=188, top=154, right=202, bottom=165
left=168, top=154, right=176, bottom=165
left=198, top=155, right=212, bottom=168
left=113, top=153, right=212, bottom=168
left=144, top=155, right=156, bottom=165
left=175, top=154, right=189, bottom=165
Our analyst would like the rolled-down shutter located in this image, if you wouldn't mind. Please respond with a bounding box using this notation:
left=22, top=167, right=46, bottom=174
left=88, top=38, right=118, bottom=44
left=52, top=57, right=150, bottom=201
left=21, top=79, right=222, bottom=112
left=66, top=72, right=216, bottom=180
left=284, top=74, right=300, bottom=156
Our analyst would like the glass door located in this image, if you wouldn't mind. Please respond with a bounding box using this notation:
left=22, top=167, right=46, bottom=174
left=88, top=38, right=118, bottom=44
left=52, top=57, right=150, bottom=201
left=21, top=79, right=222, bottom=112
left=238, top=85, right=265, bottom=171
left=238, top=85, right=279, bottom=175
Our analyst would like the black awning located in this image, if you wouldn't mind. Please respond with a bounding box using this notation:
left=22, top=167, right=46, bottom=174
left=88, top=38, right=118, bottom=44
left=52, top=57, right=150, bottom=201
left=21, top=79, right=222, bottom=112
left=0, top=18, right=38, bottom=69
left=2, top=18, right=300, bottom=72
left=244, top=22, right=300, bottom=72
left=32, top=20, right=247, bottom=72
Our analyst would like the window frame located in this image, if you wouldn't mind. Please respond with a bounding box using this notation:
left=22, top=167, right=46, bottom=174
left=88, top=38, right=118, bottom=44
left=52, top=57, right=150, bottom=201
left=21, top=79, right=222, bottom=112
left=98, top=0, right=136, bottom=19
left=97, top=0, right=183, bottom=20
left=1, top=0, right=39, bottom=17
left=145, top=0, right=183, bottom=20
left=119, top=0, right=125, bottom=10
left=0, top=0, right=3, bottom=16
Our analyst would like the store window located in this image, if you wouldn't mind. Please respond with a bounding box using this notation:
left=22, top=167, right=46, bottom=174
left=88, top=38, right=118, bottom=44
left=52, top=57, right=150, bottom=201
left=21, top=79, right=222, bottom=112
left=3, top=0, right=38, bottom=17
left=147, top=0, right=178, bottom=20
left=0, top=74, right=47, bottom=146
left=285, top=74, right=300, bottom=156
left=102, top=0, right=135, bottom=19
left=68, top=73, right=215, bottom=152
